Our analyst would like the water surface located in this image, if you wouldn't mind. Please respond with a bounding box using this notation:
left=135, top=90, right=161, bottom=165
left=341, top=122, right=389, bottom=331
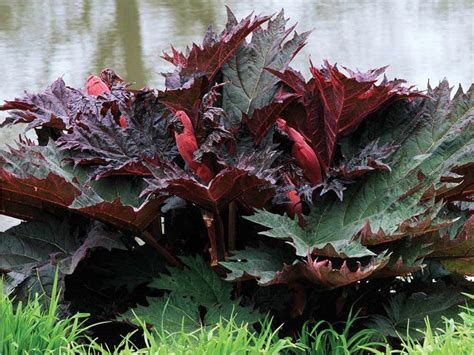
left=0, top=0, right=472, bottom=229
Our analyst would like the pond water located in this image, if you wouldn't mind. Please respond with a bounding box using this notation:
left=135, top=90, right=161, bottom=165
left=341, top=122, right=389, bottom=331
left=0, top=0, right=472, bottom=229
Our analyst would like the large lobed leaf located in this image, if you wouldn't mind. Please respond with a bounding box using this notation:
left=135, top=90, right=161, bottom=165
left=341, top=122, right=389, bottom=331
left=222, top=10, right=309, bottom=128
left=162, top=8, right=270, bottom=90
left=122, top=256, right=263, bottom=332
left=0, top=143, right=163, bottom=232
left=143, top=151, right=277, bottom=212
left=0, top=69, right=132, bottom=133
left=0, top=216, right=125, bottom=302
left=0, top=217, right=125, bottom=274
left=245, top=209, right=374, bottom=258
left=369, top=287, right=472, bottom=339
left=0, top=217, right=80, bottom=274
left=57, top=90, right=177, bottom=180
left=0, top=78, right=76, bottom=131
left=221, top=246, right=388, bottom=289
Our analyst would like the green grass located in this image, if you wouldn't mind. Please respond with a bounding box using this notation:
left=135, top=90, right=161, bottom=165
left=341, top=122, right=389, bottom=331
left=87, top=310, right=385, bottom=354
left=0, top=272, right=90, bottom=355
left=294, top=309, right=386, bottom=354
left=88, top=316, right=302, bottom=354
left=1, top=274, right=473, bottom=354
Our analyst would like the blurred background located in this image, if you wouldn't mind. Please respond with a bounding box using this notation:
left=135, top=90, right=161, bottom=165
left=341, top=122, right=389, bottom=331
left=0, top=0, right=473, bottom=228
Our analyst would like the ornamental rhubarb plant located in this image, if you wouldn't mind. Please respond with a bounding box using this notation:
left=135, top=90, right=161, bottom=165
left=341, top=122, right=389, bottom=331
left=0, top=8, right=472, bottom=343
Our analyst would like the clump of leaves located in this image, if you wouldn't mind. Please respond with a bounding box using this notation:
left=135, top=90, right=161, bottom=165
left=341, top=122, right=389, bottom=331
left=0, top=7, right=472, bottom=343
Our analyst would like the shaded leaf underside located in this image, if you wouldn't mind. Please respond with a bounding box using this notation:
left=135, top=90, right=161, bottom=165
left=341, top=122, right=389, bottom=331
left=0, top=217, right=125, bottom=302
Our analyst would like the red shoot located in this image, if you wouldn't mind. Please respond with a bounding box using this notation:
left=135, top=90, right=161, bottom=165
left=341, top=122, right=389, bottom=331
left=86, top=75, right=111, bottom=96
left=174, top=110, right=213, bottom=184
left=277, top=118, right=322, bottom=185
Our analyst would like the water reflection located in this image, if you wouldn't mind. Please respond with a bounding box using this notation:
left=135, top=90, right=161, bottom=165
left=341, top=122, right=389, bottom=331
left=154, top=0, right=220, bottom=30
left=94, top=0, right=147, bottom=85
left=0, top=0, right=472, bottom=97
